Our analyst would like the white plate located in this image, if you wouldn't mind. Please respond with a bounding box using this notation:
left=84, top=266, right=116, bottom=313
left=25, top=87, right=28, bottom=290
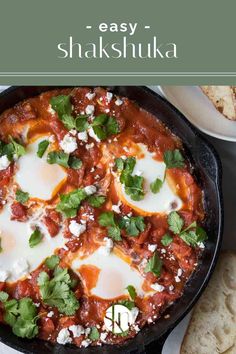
left=160, top=86, right=236, bottom=142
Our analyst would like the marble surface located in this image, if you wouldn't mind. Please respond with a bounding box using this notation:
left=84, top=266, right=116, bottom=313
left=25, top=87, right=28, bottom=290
left=0, top=86, right=235, bottom=354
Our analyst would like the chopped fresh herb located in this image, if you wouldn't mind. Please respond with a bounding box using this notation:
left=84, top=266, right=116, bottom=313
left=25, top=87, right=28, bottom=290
left=144, top=253, right=162, bottom=277
left=126, top=285, right=137, bottom=300
left=37, top=267, right=79, bottom=315
left=37, top=140, right=49, bottom=158
left=75, top=116, right=89, bottom=132
left=87, top=195, right=106, bottom=208
left=0, top=295, right=39, bottom=339
left=115, top=157, right=125, bottom=171
left=98, top=212, right=122, bottom=241
left=0, top=137, right=26, bottom=161
left=89, top=327, right=100, bottom=341
left=119, top=300, right=135, bottom=310
left=91, top=114, right=120, bottom=140
left=29, top=228, right=43, bottom=248
left=119, top=216, right=145, bottom=237
left=68, top=156, right=82, bottom=170
left=167, top=211, right=184, bottom=234
left=60, top=114, right=77, bottom=130
left=15, top=190, right=29, bottom=204
left=161, top=234, right=173, bottom=246
left=116, top=157, right=144, bottom=201
left=164, top=149, right=185, bottom=169
left=45, top=255, right=60, bottom=270
left=50, top=95, right=72, bottom=118
left=124, top=174, right=144, bottom=201
left=150, top=177, right=163, bottom=194
left=167, top=212, right=207, bottom=247
left=47, top=151, right=69, bottom=168
left=56, top=188, right=87, bottom=218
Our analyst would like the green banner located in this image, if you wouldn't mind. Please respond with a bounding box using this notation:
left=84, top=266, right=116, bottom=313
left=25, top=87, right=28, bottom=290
left=0, top=0, right=236, bottom=84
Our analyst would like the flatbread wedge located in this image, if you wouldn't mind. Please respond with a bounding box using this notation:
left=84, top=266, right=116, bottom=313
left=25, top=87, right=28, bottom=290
left=181, top=252, right=236, bottom=354
left=201, top=86, right=236, bottom=120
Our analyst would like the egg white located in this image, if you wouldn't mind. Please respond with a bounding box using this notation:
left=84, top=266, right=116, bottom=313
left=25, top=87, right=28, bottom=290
left=117, top=143, right=183, bottom=215
left=0, top=204, right=66, bottom=281
left=71, top=247, right=148, bottom=299
left=14, top=136, right=66, bottom=200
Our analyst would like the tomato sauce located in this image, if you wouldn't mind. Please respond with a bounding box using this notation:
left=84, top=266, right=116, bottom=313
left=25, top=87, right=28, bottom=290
left=0, top=87, right=205, bottom=347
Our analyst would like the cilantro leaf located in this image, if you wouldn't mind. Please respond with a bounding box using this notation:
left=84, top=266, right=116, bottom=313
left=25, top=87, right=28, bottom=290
left=1, top=137, right=26, bottom=160
left=115, top=158, right=125, bottom=171
left=150, top=178, right=163, bottom=194
left=47, top=151, right=69, bottom=168
left=37, top=267, right=79, bottom=315
left=164, top=149, right=185, bottom=169
left=168, top=211, right=184, bottom=234
left=124, top=174, right=144, bottom=201
left=126, top=285, right=137, bottom=300
left=45, top=255, right=60, bottom=270
left=108, top=226, right=122, bottom=241
left=161, top=234, right=173, bottom=246
left=119, top=300, right=135, bottom=310
left=1, top=297, right=39, bottom=339
left=119, top=216, right=145, bottom=237
left=144, top=253, right=162, bottom=277
left=0, top=291, right=9, bottom=302
left=98, top=211, right=116, bottom=227
left=50, top=95, right=72, bottom=117
left=180, top=227, right=207, bottom=247
left=87, top=195, right=106, bottom=208
left=91, top=114, right=120, bottom=140
left=75, top=116, right=89, bottom=132
left=15, top=189, right=29, bottom=204
left=68, top=156, right=82, bottom=170
left=29, top=228, right=43, bottom=248
left=60, top=114, right=77, bottom=130
left=56, top=188, right=87, bottom=217
left=9, top=137, right=26, bottom=158
left=37, top=140, right=49, bottom=158
left=89, top=327, right=99, bottom=341
left=98, top=212, right=122, bottom=241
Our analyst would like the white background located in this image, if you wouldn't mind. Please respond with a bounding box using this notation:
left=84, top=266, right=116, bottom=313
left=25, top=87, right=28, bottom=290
left=0, top=86, right=234, bottom=354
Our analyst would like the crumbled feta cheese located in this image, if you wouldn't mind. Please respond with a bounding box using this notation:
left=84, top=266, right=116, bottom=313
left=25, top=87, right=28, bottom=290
left=90, top=167, right=95, bottom=172
left=85, top=142, right=94, bottom=150
left=130, top=307, right=139, bottom=322
left=78, top=131, right=88, bottom=142
left=84, top=185, right=96, bottom=195
left=133, top=324, right=140, bottom=332
left=85, top=92, right=95, bottom=100
left=88, top=127, right=101, bottom=143
left=0, top=155, right=10, bottom=170
left=47, top=105, right=55, bottom=115
left=69, top=220, right=86, bottom=237
left=59, top=134, right=77, bottom=154
left=47, top=311, right=54, bottom=318
left=69, top=325, right=84, bottom=338
left=115, top=98, right=123, bottom=106
left=161, top=248, right=166, bottom=254
left=0, top=270, right=9, bottom=282
left=169, top=285, right=174, bottom=291
left=85, top=105, right=94, bottom=115
left=175, top=276, right=181, bottom=283
left=151, top=283, right=165, bottom=292
left=57, top=328, right=72, bottom=345
left=12, top=258, right=29, bottom=278
left=84, top=327, right=91, bottom=336
left=100, top=332, right=108, bottom=342
left=63, top=245, right=69, bottom=251
left=198, top=242, right=205, bottom=249
left=123, top=146, right=129, bottom=153
left=112, top=202, right=121, bottom=214
left=49, top=135, right=55, bottom=143
left=69, top=129, right=77, bottom=136
left=34, top=303, right=40, bottom=307
left=105, top=108, right=110, bottom=113
left=99, top=237, right=114, bottom=256
left=106, top=92, right=113, bottom=102
left=148, top=244, right=157, bottom=252
left=81, top=339, right=92, bottom=347
left=177, top=268, right=183, bottom=277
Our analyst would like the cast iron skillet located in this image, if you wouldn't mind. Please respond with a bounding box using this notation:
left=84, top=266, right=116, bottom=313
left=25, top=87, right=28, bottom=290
left=0, top=86, right=223, bottom=354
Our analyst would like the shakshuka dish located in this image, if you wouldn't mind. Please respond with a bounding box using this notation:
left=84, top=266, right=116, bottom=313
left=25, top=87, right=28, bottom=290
left=0, top=87, right=206, bottom=347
